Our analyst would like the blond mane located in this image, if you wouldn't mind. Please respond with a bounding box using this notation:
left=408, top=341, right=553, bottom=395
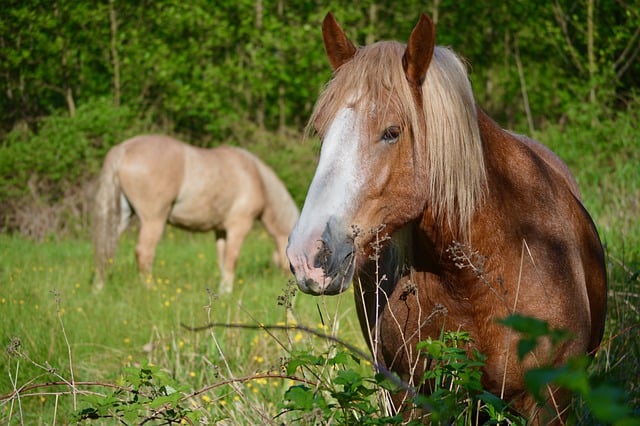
left=308, top=42, right=486, bottom=240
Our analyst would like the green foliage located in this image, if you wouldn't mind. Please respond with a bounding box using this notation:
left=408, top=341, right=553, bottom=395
left=500, top=314, right=640, bottom=425
left=282, top=349, right=400, bottom=424
left=75, top=363, right=200, bottom=424
left=536, top=95, right=640, bottom=260
left=414, top=331, right=523, bottom=424
left=0, top=98, right=147, bottom=202
left=280, top=332, right=525, bottom=425
left=2, top=0, right=639, bottom=139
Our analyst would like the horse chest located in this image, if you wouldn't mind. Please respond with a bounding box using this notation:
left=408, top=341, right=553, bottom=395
left=371, top=271, right=509, bottom=382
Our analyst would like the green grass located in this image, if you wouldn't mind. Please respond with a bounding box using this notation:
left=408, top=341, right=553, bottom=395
left=2, top=219, right=639, bottom=424
left=0, top=226, right=369, bottom=424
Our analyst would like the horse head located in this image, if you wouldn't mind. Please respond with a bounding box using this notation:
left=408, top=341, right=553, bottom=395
left=287, top=13, right=439, bottom=295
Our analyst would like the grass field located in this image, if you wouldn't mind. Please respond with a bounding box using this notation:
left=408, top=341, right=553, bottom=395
left=0, top=226, right=371, bottom=424
left=1, top=217, right=639, bottom=424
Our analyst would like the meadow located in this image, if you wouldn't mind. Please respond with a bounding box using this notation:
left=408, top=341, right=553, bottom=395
left=1, top=207, right=639, bottom=424
left=1, top=111, right=639, bottom=424
left=0, top=226, right=372, bottom=424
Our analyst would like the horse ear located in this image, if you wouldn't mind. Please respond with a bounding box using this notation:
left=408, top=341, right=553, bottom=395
left=322, top=12, right=357, bottom=70
left=403, top=13, right=436, bottom=86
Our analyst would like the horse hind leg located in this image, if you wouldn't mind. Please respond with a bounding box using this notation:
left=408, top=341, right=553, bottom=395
left=118, top=193, right=133, bottom=235
left=260, top=216, right=291, bottom=271
left=218, top=218, right=253, bottom=295
left=94, top=194, right=134, bottom=291
left=135, top=219, right=165, bottom=286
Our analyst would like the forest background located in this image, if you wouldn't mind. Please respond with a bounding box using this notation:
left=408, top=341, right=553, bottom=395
left=0, top=0, right=639, bottom=423
left=1, top=0, right=639, bottom=233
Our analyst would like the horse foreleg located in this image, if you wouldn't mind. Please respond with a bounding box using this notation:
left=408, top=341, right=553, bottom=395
left=218, top=218, right=252, bottom=295
left=135, top=219, right=165, bottom=285
left=216, top=233, right=226, bottom=286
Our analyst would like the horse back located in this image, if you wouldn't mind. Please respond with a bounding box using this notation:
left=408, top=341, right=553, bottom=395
left=508, top=132, right=582, bottom=200
left=169, top=145, right=267, bottom=231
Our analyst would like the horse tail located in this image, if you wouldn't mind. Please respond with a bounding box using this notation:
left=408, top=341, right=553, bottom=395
left=248, top=152, right=299, bottom=267
left=91, top=144, right=126, bottom=289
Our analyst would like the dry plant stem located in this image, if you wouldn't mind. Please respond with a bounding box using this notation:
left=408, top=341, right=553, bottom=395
left=203, top=291, right=245, bottom=404
left=371, top=225, right=386, bottom=355
left=51, top=290, right=77, bottom=411
left=314, top=297, right=342, bottom=394
left=237, top=303, right=290, bottom=351
left=181, top=373, right=316, bottom=402
left=7, top=359, right=24, bottom=425
left=53, top=393, right=59, bottom=425
left=500, top=239, right=527, bottom=400
left=0, top=381, right=132, bottom=402
left=182, top=321, right=414, bottom=397
left=521, top=239, right=565, bottom=424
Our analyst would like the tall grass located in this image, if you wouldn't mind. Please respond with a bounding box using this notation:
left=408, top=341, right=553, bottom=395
left=0, top=226, right=369, bottom=424
left=2, top=221, right=638, bottom=424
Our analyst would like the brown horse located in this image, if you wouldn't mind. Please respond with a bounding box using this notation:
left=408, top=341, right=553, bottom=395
left=92, top=135, right=299, bottom=294
left=287, top=13, right=606, bottom=423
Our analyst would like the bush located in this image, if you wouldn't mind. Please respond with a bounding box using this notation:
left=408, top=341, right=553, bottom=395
left=0, top=98, right=149, bottom=202
left=0, top=98, right=156, bottom=236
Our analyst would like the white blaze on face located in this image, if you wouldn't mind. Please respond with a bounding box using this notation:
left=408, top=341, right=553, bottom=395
left=287, top=107, right=364, bottom=284
left=297, top=107, right=362, bottom=235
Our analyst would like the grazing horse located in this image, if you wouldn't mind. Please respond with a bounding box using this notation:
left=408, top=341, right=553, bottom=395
left=287, top=13, right=606, bottom=423
left=92, top=135, right=299, bottom=294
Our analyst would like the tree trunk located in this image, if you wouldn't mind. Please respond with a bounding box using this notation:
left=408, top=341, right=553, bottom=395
left=366, top=3, right=377, bottom=45
left=432, top=0, right=441, bottom=25
left=66, top=87, right=76, bottom=118
left=514, top=36, right=534, bottom=134
left=255, top=0, right=265, bottom=129
left=587, top=0, right=596, bottom=104
left=278, top=0, right=285, bottom=135
left=109, top=0, right=121, bottom=107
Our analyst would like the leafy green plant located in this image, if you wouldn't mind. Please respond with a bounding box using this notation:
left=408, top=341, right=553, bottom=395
left=282, top=348, right=402, bottom=425
left=75, top=363, right=200, bottom=424
left=500, top=314, right=640, bottom=425
left=279, top=331, right=525, bottom=425
left=412, top=331, right=524, bottom=425
left=0, top=97, right=147, bottom=203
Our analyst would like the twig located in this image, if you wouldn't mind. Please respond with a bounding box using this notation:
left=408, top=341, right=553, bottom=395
left=181, top=321, right=420, bottom=402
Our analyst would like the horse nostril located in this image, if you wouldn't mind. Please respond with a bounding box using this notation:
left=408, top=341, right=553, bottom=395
left=289, top=262, right=295, bottom=274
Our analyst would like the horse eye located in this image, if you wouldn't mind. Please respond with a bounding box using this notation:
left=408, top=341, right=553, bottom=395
left=381, top=126, right=401, bottom=144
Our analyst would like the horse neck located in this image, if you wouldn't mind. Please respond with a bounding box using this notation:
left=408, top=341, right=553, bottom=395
left=411, top=108, right=503, bottom=272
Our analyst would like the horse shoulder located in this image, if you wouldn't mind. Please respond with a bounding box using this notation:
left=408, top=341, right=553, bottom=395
left=118, top=135, right=186, bottom=205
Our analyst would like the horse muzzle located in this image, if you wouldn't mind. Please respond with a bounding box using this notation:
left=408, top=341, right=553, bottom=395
left=287, top=218, right=356, bottom=295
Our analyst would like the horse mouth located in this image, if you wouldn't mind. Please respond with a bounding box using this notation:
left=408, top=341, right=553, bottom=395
left=288, top=216, right=357, bottom=295
left=300, top=256, right=356, bottom=295
left=291, top=244, right=356, bottom=296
